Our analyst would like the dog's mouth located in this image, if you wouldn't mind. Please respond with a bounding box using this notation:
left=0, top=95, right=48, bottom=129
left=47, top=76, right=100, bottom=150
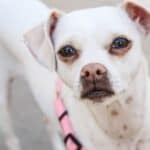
left=81, top=88, right=114, bottom=102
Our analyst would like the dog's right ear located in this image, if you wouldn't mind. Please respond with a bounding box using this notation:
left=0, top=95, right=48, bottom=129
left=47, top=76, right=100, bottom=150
left=24, top=9, right=64, bottom=71
left=122, top=0, right=150, bottom=35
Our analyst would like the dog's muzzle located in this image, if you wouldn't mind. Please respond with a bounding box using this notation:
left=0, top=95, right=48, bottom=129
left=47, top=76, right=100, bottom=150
left=80, top=63, right=114, bottom=102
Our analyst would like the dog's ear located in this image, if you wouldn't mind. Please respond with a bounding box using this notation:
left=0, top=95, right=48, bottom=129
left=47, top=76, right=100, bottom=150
left=122, top=0, right=150, bottom=35
left=24, top=9, right=64, bottom=71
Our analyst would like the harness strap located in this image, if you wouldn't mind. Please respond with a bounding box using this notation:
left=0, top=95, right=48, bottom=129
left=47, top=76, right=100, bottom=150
left=59, top=110, right=68, bottom=121
left=54, top=79, right=85, bottom=150
left=64, top=133, right=82, bottom=150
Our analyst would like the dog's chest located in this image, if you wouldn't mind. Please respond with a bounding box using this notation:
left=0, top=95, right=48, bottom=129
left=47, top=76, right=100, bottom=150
left=66, top=105, right=136, bottom=150
left=63, top=97, right=146, bottom=149
left=69, top=109, right=147, bottom=150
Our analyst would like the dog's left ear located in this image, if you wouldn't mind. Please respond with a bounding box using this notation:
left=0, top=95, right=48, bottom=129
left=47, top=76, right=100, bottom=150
left=24, top=9, right=64, bottom=71
left=122, top=0, right=150, bottom=35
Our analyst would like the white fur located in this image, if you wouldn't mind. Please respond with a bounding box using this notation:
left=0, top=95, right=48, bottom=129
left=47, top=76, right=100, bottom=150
left=0, top=0, right=150, bottom=150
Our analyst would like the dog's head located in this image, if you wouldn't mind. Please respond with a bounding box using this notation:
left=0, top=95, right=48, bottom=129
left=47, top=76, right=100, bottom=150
left=24, top=0, right=150, bottom=103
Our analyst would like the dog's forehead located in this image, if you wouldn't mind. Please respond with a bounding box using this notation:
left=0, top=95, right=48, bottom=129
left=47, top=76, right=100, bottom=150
left=53, top=6, right=137, bottom=47
left=63, top=6, right=124, bottom=23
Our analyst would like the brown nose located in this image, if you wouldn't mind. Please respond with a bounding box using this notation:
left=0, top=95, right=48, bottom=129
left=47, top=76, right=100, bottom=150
left=80, top=63, right=107, bottom=81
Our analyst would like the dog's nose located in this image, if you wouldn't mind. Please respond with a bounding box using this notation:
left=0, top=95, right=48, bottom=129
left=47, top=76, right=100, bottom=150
left=80, top=63, right=113, bottom=101
left=80, top=63, right=107, bottom=81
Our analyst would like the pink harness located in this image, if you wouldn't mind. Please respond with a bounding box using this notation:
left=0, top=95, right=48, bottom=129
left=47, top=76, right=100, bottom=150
left=54, top=79, right=86, bottom=150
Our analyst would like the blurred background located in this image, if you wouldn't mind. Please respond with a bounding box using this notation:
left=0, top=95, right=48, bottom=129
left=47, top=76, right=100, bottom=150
left=0, top=0, right=150, bottom=150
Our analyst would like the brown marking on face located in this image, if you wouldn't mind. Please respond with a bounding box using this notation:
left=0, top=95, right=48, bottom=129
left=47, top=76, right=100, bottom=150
left=123, top=124, right=128, bottom=131
left=111, top=109, right=119, bottom=116
left=126, top=96, right=133, bottom=104
left=119, top=134, right=123, bottom=139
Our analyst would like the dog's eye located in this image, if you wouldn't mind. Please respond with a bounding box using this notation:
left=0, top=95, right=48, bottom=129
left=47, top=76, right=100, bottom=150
left=110, top=37, right=132, bottom=56
left=58, top=45, right=77, bottom=57
left=112, top=37, right=130, bottom=49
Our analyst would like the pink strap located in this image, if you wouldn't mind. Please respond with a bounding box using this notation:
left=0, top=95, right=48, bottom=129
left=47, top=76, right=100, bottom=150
left=54, top=79, right=86, bottom=150
left=54, top=96, right=74, bottom=136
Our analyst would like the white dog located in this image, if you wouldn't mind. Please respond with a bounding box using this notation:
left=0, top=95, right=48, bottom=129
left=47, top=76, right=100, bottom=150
left=0, top=0, right=150, bottom=150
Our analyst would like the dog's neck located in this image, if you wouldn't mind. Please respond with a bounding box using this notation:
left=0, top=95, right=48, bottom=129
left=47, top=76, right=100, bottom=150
left=83, top=59, right=149, bottom=140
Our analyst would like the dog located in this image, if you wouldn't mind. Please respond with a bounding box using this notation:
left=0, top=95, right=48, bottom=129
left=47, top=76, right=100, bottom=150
left=0, top=0, right=150, bottom=149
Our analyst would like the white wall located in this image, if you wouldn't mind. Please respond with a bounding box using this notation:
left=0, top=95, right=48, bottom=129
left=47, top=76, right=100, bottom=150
left=43, top=0, right=121, bottom=11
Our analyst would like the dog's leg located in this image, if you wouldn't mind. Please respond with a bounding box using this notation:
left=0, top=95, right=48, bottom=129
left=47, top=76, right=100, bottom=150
left=0, top=74, right=21, bottom=150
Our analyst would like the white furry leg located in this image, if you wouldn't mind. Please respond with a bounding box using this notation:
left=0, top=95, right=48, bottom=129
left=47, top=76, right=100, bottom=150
left=0, top=75, right=21, bottom=150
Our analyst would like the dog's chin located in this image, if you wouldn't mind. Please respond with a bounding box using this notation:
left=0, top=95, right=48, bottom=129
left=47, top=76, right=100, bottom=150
left=81, top=89, right=115, bottom=103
